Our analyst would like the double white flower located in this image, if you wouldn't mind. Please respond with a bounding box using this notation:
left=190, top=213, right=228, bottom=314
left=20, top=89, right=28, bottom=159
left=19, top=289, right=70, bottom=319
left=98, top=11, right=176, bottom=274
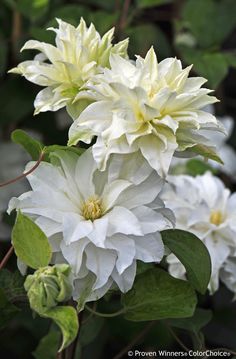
left=161, top=172, right=236, bottom=295
left=9, top=18, right=128, bottom=116
left=69, top=47, right=223, bottom=177
left=8, top=149, right=173, bottom=301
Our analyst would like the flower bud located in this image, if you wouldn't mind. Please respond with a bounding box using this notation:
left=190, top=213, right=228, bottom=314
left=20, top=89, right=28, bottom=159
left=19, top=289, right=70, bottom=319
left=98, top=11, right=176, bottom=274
left=24, top=264, right=72, bottom=314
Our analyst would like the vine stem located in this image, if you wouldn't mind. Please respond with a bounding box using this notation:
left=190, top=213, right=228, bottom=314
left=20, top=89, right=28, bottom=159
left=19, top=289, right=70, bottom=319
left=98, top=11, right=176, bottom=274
left=85, top=304, right=126, bottom=318
left=119, top=0, right=131, bottom=32
left=112, top=321, right=155, bottom=359
left=0, top=151, right=44, bottom=188
left=164, top=323, right=190, bottom=352
left=0, top=246, right=14, bottom=270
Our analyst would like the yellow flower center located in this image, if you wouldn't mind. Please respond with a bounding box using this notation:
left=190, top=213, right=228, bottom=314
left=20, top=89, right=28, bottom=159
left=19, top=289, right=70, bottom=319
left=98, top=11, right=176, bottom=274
left=136, top=110, right=146, bottom=123
left=210, top=211, right=223, bottom=226
left=82, top=197, right=103, bottom=221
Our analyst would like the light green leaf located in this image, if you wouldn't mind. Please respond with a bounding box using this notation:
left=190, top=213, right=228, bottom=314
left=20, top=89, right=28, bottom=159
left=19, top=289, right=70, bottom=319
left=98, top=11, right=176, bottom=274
left=12, top=211, right=52, bottom=269
left=44, top=306, right=79, bottom=352
left=167, top=308, right=212, bottom=334
left=189, top=144, right=224, bottom=164
left=137, top=0, right=172, bottom=8
left=33, top=329, right=61, bottom=359
left=11, top=129, right=44, bottom=161
left=162, top=229, right=211, bottom=294
left=122, top=268, right=197, bottom=321
left=44, top=145, right=84, bottom=158
left=185, top=159, right=217, bottom=176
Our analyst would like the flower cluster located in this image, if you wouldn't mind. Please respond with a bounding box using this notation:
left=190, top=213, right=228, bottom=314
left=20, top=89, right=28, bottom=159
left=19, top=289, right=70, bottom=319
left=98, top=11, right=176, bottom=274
left=68, top=48, right=223, bottom=177
left=161, top=171, right=236, bottom=296
left=8, top=18, right=229, bottom=303
left=10, top=19, right=224, bottom=178
left=9, top=150, right=173, bottom=301
left=9, top=18, right=128, bottom=116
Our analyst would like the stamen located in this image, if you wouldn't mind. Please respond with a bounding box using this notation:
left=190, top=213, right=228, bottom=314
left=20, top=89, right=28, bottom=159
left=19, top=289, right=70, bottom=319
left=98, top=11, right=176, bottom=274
left=82, top=197, right=103, bottom=221
left=210, top=211, right=223, bottom=226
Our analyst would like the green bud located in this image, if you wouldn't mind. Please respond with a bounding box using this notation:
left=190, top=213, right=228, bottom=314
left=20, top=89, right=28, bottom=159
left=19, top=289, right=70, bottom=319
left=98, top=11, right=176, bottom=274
left=24, top=264, right=72, bottom=314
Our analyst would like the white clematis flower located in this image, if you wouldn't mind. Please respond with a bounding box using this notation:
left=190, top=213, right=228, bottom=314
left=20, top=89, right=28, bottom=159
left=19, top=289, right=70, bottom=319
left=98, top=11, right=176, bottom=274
left=8, top=149, right=174, bottom=302
left=171, top=104, right=236, bottom=178
left=69, top=47, right=223, bottom=177
left=9, top=18, right=128, bottom=117
left=161, top=172, right=236, bottom=295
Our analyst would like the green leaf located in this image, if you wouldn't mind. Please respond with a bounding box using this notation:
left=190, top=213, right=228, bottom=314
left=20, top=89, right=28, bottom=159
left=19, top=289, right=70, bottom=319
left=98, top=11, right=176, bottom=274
left=11, top=129, right=44, bottom=161
left=122, top=268, right=197, bottom=321
left=0, top=269, right=26, bottom=303
left=44, top=306, right=79, bottom=352
left=0, top=78, right=35, bottom=125
left=45, top=145, right=84, bottom=157
left=224, top=52, right=236, bottom=68
left=0, top=288, right=20, bottom=329
left=161, top=229, right=211, bottom=294
left=30, top=26, right=55, bottom=44
left=80, top=316, right=104, bottom=347
left=33, top=329, right=61, bottom=359
left=50, top=5, right=90, bottom=26
left=137, top=0, right=172, bottom=8
left=185, top=159, right=217, bottom=176
left=17, top=0, right=49, bottom=19
left=126, top=24, right=171, bottom=59
left=136, top=261, right=155, bottom=276
left=182, top=0, right=236, bottom=48
left=189, top=144, right=224, bottom=164
left=12, top=211, right=52, bottom=269
left=179, top=47, right=229, bottom=89
left=89, top=11, right=118, bottom=35
left=167, top=308, right=212, bottom=334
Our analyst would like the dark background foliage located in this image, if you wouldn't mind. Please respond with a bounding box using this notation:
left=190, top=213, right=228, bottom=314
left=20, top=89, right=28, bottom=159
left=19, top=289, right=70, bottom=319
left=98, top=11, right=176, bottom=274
left=0, top=1, right=236, bottom=358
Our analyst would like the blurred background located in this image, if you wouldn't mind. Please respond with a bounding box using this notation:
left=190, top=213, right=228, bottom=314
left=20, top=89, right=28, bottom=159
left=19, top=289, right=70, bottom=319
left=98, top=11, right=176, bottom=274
left=0, top=0, right=236, bottom=358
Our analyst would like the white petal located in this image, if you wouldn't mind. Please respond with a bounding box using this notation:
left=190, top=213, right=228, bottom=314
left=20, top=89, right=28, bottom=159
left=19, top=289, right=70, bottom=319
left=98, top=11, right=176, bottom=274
left=107, top=206, right=142, bottom=236
left=106, top=234, right=136, bottom=274
left=85, top=244, right=116, bottom=290
left=62, top=212, right=93, bottom=244
left=111, top=261, right=136, bottom=293
left=60, top=238, right=89, bottom=275
left=102, top=180, right=132, bottom=211
left=133, top=206, right=172, bottom=234
left=87, top=217, right=109, bottom=248
left=134, top=233, right=164, bottom=262
left=115, top=172, right=164, bottom=209
left=75, top=149, right=96, bottom=199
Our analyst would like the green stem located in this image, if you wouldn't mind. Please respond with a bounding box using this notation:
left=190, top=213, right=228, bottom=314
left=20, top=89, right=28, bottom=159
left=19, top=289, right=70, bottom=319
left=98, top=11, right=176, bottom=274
left=85, top=304, right=126, bottom=318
